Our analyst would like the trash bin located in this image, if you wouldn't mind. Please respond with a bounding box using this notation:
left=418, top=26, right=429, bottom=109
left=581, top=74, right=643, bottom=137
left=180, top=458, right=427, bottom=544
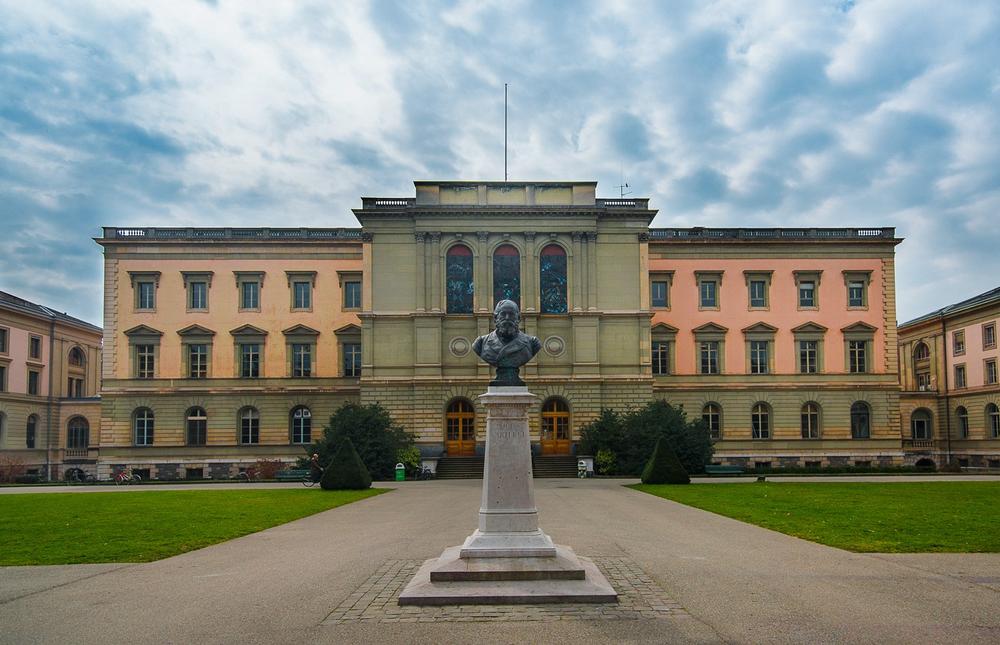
left=395, top=463, right=406, bottom=481
left=577, top=460, right=587, bottom=478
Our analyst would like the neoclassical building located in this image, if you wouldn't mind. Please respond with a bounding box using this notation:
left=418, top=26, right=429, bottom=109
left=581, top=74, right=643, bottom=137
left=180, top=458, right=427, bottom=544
left=83, top=180, right=914, bottom=479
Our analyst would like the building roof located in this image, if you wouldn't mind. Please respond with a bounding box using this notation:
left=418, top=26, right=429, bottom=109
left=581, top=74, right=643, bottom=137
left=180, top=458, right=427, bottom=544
left=899, top=285, right=1000, bottom=330
left=97, top=227, right=363, bottom=242
left=648, top=227, right=898, bottom=241
left=0, top=291, right=102, bottom=333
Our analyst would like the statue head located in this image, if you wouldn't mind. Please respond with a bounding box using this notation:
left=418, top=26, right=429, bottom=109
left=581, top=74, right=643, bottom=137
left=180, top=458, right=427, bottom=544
left=493, top=299, right=520, bottom=342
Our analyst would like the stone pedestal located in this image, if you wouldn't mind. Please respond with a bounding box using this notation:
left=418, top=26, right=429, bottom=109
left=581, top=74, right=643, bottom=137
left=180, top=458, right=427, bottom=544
left=398, top=386, right=618, bottom=606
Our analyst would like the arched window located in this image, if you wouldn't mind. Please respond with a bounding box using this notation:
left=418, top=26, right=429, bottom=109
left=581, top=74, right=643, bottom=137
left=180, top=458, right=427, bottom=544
left=988, top=403, right=1000, bottom=439
left=68, top=347, right=85, bottom=367
left=913, top=342, right=929, bottom=361
left=541, top=398, right=570, bottom=454
left=956, top=406, right=969, bottom=439
left=239, top=407, right=260, bottom=445
left=751, top=403, right=771, bottom=439
left=446, top=245, right=474, bottom=314
left=539, top=244, right=568, bottom=314
left=702, top=403, right=722, bottom=440
left=133, top=408, right=154, bottom=446
left=445, top=399, right=476, bottom=456
left=26, top=414, right=37, bottom=449
left=67, top=417, right=89, bottom=449
left=913, top=342, right=931, bottom=389
left=851, top=402, right=871, bottom=439
left=290, top=406, right=312, bottom=444
left=492, top=244, right=520, bottom=307
left=0, top=412, right=5, bottom=444
left=801, top=402, right=821, bottom=439
left=911, top=409, right=932, bottom=440
left=186, top=407, right=207, bottom=446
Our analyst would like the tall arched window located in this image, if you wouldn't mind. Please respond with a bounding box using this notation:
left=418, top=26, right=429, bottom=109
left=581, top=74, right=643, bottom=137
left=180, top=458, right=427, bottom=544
left=913, top=342, right=929, bottom=360
left=956, top=406, right=969, bottom=439
left=446, top=245, right=474, bottom=314
left=291, top=406, right=312, bottom=444
left=801, top=402, right=821, bottom=439
left=751, top=403, right=771, bottom=439
left=239, top=407, right=259, bottom=445
left=702, top=403, right=722, bottom=440
left=186, top=407, right=207, bottom=446
left=68, top=347, right=85, bottom=366
left=540, top=398, right=571, bottom=454
left=539, top=244, right=567, bottom=314
left=133, top=408, right=154, bottom=446
left=492, top=244, right=520, bottom=307
left=0, top=412, right=5, bottom=445
left=26, top=414, right=37, bottom=449
left=445, top=399, right=476, bottom=456
left=67, top=417, right=89, bottom=449
left=988, top=403, right=1000, bottom=439
left=851, top=402, right=871, bottom=439
left=911, top=410, right=933, bottom=440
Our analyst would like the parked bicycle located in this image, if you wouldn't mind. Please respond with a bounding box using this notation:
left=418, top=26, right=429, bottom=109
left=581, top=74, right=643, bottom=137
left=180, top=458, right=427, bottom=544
left=233, top=467, right=258, bottom=483
left=65, top=468, right=96, bottom=484
left=414, top=465, right=434, bottom=481
left=114, top=468, right=140, bottom=485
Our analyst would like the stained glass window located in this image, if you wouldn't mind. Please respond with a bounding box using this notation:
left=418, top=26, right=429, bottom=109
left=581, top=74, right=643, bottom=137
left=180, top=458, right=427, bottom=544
left=446, top=245, right=474, bottom=314
left=492, top=244, right=520, bottom=306
left=539, top=244, right=567, bottom=314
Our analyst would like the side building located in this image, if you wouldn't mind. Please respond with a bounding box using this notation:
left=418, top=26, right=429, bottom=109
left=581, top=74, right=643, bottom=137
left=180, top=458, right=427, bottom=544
left=898, top=287, right=1000, bottom=468
left=0, top=291, right=102, bottom=480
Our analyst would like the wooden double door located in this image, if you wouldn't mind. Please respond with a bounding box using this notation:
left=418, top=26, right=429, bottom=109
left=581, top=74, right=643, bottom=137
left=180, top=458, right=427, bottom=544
left=445, top=400, right=476, bottom=456
left=540, top=398, right=571, bottom=455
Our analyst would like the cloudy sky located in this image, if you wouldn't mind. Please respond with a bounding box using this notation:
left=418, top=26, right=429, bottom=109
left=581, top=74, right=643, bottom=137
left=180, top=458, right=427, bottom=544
left=1, top=0, right=998, bottom=325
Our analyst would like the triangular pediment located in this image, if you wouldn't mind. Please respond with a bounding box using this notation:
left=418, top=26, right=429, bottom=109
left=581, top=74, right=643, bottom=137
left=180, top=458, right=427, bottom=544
left=282, top=324, right=320, bottom=336
left=334, top=323, right=362, bottom=335
left=176, top=324, right=216, bottom=337
left=229, top=324, right=269, bottom=337
left=792, top=321, right=828, bottom=334
left=123, top=324, right=163, bottom=337
left=692, top=322, right=729, bottom=334
left=741, top=321, right=778, bottom=334
left=651, top=322, right=679, bottom=333
left=841, top=321, right=878, bottom=333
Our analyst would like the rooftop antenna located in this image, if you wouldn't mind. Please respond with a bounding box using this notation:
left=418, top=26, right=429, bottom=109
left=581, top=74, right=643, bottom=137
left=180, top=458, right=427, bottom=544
left=504, top=83, right=508, bottom=182
left=618, top=163, right=632, bottom=198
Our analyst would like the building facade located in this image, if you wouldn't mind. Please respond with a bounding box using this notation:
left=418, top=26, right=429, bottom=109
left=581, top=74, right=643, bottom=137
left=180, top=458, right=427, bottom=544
left=0, top=291, right=102, bottom=480
left=898, top=287, right=1000, bottom=468
left=88, top=181, right=911, bottom=479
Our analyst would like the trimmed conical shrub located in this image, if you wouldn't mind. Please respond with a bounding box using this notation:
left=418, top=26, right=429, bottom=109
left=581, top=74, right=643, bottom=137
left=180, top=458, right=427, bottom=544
left=641, top=437, right=690, bottom=484
left=321, top=437, right=372, bottom=490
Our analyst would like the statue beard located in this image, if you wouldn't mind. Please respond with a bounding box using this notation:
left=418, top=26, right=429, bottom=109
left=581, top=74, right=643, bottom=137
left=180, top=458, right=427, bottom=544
left=497, top=321, right=517, bottom=342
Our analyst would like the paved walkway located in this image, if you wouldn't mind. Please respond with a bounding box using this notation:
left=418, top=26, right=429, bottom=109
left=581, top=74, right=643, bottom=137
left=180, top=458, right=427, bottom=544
left=2, top=478, right=999, bottom=644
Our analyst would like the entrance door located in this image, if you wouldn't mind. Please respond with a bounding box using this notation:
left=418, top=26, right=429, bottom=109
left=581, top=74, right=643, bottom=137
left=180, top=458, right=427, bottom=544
left=540, top=398, right=571, bottom=455
left=446, top=399, right=476, bottom=456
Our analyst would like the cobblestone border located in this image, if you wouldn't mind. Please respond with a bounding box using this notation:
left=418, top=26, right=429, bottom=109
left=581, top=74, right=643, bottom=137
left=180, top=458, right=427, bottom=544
left=323, top=557, right=686, bottom=624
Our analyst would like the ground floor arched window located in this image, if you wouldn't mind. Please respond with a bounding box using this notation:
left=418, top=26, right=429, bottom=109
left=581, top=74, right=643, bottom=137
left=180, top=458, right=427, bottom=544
left=67, top=417, right=89, bottom=449
left=186, top=407, right=207, bottom=446
left=291, top=406, right=312, bottom=444
left=851, top=402, right=871, bottom=439
left=751, top=403, right=771, bottom=439
left=702, top=403, right=722, bottom=440
left=911, top=409, right=932, bottom=440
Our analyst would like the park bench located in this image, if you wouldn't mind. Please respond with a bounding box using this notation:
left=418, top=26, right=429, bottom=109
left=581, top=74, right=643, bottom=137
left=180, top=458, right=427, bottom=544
left=704, top=465, right=744, bottom=476
left=275, top=469, right=310, bottom=482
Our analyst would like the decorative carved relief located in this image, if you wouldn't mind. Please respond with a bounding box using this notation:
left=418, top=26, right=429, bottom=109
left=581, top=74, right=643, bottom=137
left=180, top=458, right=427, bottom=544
left=543, top=336, right=566, bottom=357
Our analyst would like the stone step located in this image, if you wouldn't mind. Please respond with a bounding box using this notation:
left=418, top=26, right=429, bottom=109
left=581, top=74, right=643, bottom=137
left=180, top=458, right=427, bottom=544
left=429, top=546, right=586, bottom=582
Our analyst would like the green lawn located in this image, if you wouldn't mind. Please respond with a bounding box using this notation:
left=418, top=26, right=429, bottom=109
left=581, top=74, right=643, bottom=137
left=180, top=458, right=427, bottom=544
left=630, top=481, right=1000, bottom=553
left=0, top=488, right=387, bottom=565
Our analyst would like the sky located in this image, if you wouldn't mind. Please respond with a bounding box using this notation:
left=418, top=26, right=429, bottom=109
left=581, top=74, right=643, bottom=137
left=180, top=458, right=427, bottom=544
left=1, top=0, right=998, bottom=326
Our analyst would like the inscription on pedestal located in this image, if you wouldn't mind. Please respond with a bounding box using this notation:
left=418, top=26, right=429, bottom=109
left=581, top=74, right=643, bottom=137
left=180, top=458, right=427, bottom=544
left=496, top=428, right=524, bottom=441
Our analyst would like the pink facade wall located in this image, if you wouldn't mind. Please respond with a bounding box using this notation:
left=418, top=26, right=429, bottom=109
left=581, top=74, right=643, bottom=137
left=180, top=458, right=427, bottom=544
left=2, top=326, right=49, bottom=396
left=945, top=316, right=1000, bottom=388
left=650, top=257, right=887, bottom=375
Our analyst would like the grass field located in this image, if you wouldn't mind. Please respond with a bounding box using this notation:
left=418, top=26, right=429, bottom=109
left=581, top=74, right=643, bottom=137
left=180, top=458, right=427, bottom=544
left=0, top=488, right=387, bottom=565
left=631, top=481, right=1000, bottom=553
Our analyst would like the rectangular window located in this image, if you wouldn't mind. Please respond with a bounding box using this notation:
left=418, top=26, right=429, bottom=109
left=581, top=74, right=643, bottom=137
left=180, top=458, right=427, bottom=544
left=137, top=282, right=155, bottom=309
left=0, top=365, right=6, bottom=392
left=699, top=341, right=719, bottom=375
left=293, top=281, right=311, bottom=309
left=849, top=340, right=867, bottom=374
left=189, top=281, right=208, bottom=310
left=986, top=358, right=998, bottom=385
left=848, top=281, right=865, bottom=307
left=29, top=335, right=41, bottom=360
left=67, top=377, right=84, bottom=398
left=652, top=341, right=669, bottom=375
left=749, top=340, right=769, bottom=374
left=343, top=281, right=362, bottom=310
left=137, top=345, right=155, bottom=379
left=292, top=343, right=313, bottom=377
left=343, top=342, right=362, bottom=377
left=241, top=281, right=260, bottom=310
left=916, top=372, right=931, bottom=389
left=954, top=365, right=966, bottom=389
left=188, top=344, right=208, bottom=379
left=0, top=327, right=7, bottom=353
left=702, top=407, right=720, bottom=440
left=984, top=322, right=996, bottom=350
left=799, top=340, right=818, bottom=374
left=953, top=330, right=965, bottom=355
left=699, top=280, right=718, bottom=308
left=748, top=280, right=766, bottom=308
left=651, top=281, right=668, bottom=308
left=240, top=344, right=260, bottom=378
left=27, top=369, right=40, bottom=395
left=798, top=281, right=816, bottom=307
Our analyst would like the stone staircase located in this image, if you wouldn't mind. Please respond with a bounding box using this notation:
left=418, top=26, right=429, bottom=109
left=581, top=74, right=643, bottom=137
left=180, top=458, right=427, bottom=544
left=531, top=455, right=580, bottom=478
left=434, top=455, right=580, bottom=479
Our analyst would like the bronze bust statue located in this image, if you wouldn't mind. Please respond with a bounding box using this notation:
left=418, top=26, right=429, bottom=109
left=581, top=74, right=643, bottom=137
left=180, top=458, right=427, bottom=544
left=473, top=300, right=542, bottom=386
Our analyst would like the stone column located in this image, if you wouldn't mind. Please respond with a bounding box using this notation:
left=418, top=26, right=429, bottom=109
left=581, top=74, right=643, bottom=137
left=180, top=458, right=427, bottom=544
left=523, top=231, right=536, bottom=312
left=460, top=386, right=556, bottom=558
left=477, top=231, right=490, bottom=312
left=414, top=232, right=426, bottom=312
left=571, top=231, right=584, bottom=311
left=429, top=232, right=441, bottom=312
